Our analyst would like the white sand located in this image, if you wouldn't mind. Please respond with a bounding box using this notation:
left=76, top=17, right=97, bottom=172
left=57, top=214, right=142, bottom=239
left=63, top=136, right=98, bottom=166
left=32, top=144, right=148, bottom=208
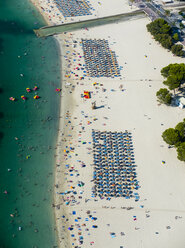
left=30, top=0, right=185, bottom=247
left=30, top=0, right=137, bottom=25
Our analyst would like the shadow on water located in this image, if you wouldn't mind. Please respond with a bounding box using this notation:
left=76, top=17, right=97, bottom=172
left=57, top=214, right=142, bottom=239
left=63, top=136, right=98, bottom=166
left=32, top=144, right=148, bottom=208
left=0, top=19, right=33, bottom=35
left=0, top=37, right=3, bottom=52
left=0, top=112, right=4, bottom=118
left=0, top=242, right=8, bottom=248
left=0, top=132, right=4, bottom=142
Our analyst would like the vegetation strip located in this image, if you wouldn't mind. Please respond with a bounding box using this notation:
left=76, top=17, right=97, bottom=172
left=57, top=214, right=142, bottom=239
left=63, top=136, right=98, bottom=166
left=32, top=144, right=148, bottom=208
left=147, top=18, right=184, bottom=57
left=156, top=63, right=185, bottom=105
left=162, top=119, right=185, bottom=162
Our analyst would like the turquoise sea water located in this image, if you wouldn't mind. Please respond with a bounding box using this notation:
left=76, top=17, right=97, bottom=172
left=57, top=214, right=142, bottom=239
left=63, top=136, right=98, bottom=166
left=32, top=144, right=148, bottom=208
left=0, top=0, right=60, bottom=247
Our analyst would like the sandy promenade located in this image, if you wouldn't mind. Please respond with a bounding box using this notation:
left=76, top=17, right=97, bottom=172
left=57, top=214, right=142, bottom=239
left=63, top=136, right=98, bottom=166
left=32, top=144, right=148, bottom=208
left=30, top=0, right=185, bottom=247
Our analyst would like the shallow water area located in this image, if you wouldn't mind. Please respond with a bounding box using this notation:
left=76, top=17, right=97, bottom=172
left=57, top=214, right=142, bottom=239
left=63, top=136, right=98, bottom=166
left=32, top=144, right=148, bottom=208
left=0, top=0, right=60, bottom=247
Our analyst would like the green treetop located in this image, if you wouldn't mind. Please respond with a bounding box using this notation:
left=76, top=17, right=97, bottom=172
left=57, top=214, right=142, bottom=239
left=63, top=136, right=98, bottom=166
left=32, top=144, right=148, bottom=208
left=161, top=63, right=185, bottom=81
left=163, top=75, right=181, bottom=92
left=177, top=142, right=185, bottom=161
left=175, top=120, right=185, bottom=141
left=156, top=88, right=172, bottom=105
left=171, top=44, right=184, bottom=57
left=161, top=63, right=185, bottom=93
left=147, top=19, right=184, bottom=56
left=162, top=128, right=181, bottom=145
left=173, top=33, right=179, bottom=42
left=147, top=18, right=172, bottom=36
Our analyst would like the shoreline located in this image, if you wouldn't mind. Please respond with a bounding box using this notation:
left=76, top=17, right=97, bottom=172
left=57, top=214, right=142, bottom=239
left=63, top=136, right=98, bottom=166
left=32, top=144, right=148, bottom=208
left=29, top=0, right=53, bottom=25
left=29, top=1, right=76, bottom=247
left=54, top=33, right=76, bottom=248
left=28, top=0, right=185, bottom=247
left=28, top=1, right=78, bottom=246
left=29, top=0, right=67, bottom=247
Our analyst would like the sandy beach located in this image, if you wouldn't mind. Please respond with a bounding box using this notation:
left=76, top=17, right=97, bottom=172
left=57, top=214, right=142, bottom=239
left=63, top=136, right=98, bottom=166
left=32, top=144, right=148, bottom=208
left=30, top=0, right=185, bottom=247
left=30, top=0, right=138, bottom=25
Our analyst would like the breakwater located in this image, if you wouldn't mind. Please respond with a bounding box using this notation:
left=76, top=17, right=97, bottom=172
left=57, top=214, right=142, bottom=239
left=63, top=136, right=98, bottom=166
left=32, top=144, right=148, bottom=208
left=34, top=10, right=145, bottom=37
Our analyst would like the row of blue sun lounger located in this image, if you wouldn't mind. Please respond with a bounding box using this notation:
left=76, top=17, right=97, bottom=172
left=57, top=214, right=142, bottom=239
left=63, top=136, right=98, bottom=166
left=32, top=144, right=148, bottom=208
left=92, top=130, right=140, bottom=200
left=82, top=39, right=121, bottom=78
left=54, top=0, right=92, bottom=17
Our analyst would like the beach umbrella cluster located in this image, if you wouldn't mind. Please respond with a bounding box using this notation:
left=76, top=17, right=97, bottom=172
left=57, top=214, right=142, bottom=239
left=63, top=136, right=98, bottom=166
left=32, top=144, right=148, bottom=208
left=53, top=0, right=92, bottom=17
left=82, top=39, right=121, bottom=78
left=92, top=130, right=140, bottom=200
left=9, top=86, right=40, bottom=102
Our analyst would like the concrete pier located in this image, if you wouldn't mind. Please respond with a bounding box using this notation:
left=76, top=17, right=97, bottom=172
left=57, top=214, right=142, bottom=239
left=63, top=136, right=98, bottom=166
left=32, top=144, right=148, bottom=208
left=34, top=10, right=145, bottom=37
